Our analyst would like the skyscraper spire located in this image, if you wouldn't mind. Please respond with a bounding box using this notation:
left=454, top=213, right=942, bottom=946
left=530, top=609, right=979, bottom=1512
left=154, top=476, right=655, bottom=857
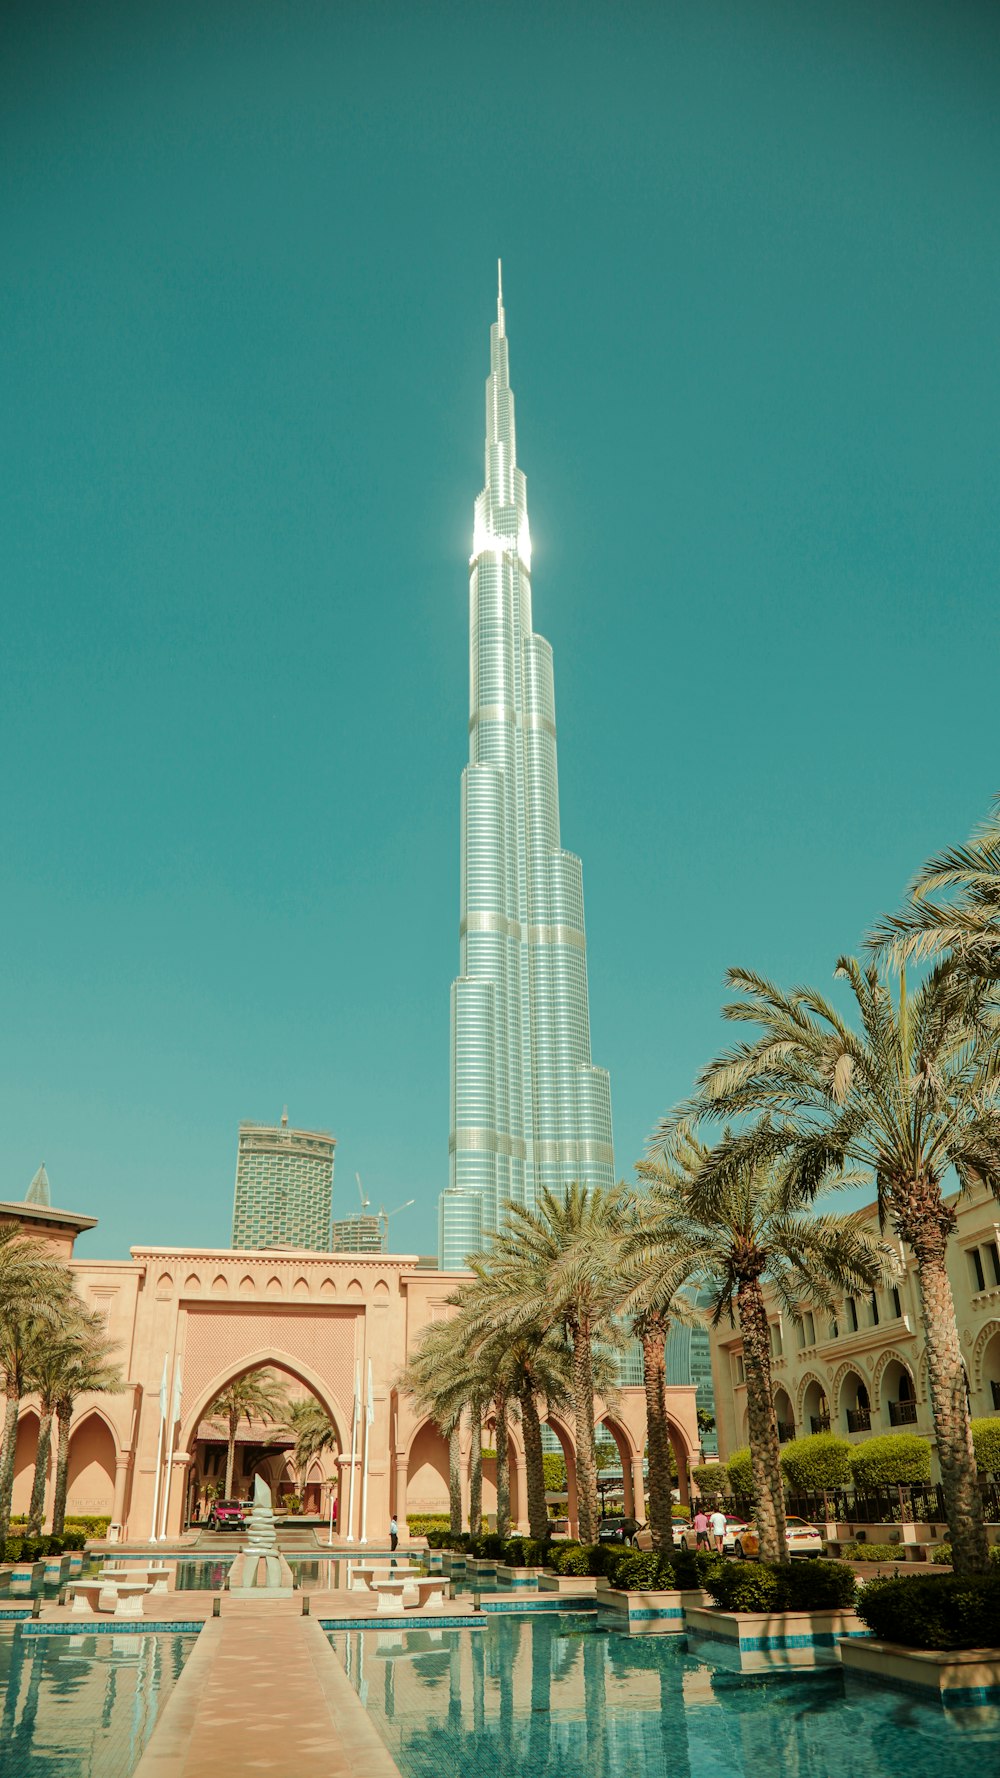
left=440, top=279, right=614, bottom=1267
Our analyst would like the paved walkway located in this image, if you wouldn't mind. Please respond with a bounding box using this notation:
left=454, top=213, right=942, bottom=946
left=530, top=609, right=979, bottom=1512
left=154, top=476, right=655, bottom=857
left=133, top=1604, right=401, bottom=1778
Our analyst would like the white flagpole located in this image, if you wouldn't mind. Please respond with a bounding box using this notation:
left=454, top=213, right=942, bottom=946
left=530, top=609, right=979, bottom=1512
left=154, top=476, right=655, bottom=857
left=148, top=1356, right=169, bottom=1543
left=159, top=1354, right=183, bottom=1542
left=359, top=1359, right=374, bottom=1546
left=345, top=1361, right=360, bottom=1543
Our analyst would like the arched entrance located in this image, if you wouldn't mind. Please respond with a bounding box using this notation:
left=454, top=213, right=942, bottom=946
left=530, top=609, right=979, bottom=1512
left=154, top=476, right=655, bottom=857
left=12, top=1411, right=41, bottom=1519
left=839, top=1371, right=871, bottom=1434
left=66, top=1412, right=117, bottom=1517
left=774, top=1387, right=795, bottom=1443
left=179, top=1355, right=345, bottom=1532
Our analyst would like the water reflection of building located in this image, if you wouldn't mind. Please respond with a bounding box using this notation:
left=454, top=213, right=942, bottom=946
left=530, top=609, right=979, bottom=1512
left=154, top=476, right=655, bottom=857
left=0, top=1628, right=188, bottom=1774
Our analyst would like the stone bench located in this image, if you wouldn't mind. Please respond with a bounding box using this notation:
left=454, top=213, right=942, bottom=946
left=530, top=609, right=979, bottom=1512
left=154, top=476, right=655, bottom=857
left=349, top=1563, right=419, bottom=1594
left=99, top=1566, right=171, bottom=1593
left=68, top=1579, right=152, bottom=1618
left=372, top=1577, right=448, bottom=1614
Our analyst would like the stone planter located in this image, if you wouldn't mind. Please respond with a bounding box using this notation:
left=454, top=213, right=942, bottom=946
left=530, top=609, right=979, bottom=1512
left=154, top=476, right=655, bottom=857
left=538, top=1572, right=597, bottom=1593
left=685, top=1603, right=868, bottom=1661
left=466, top=1558, right=497, bottom=1580
left=600, top=1587, right=709, bottom=1634
left=495, top=1565, right=543, bottom=1585
left=840, top=1636, right=1000, bottom=1703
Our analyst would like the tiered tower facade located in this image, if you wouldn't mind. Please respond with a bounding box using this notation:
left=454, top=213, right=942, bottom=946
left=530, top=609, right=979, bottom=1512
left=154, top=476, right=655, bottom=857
left=439, top=271, right=614, bottom=1268
left=231, top=1111, right=336, bottom=1251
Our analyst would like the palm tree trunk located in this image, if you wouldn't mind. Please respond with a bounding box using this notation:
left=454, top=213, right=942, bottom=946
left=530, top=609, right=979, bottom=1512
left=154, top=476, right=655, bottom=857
left=736, top=1275, right=788, bottom=1562
left=494, top=1389, right=510, bottom=1538
left=224, top=1410, right=238, bottom=1499
left=519, top=1388, right=549, bottom=1541
left=27, top=1406, right=54, bottom=1535
left=640, top=1318, right=673, bottom=1552
left=51, top=1399, right=72, bottom=1537
left=0, top=1387, right=20, bottom=1547
left=912, top=1241, right=990, bottom=1574
left=469, top=1404, right=483, bottom=1534
left=448, top=1425, right=462, bottom=1535
left=571, top=1315, right=599, bottom=1546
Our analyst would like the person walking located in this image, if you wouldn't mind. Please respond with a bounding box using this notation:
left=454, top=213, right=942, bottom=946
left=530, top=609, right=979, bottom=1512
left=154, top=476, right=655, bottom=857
left=389, top=1515, right=399, bottom=1553
left=710, top=1507, right=727, bottom=1556
left=692, top=1507, right=709, bottom=1549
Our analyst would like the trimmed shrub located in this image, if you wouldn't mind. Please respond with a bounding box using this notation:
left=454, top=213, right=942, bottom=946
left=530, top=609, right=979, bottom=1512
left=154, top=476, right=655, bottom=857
left=931, top=1543, right=1000, bottom=1568
left=407, top=1515, right=451, bottom=1536
left=690, top=1463, right=727, bottom=1499
left=705, top=1557, right=855, bottom=1613
left=856, top=1573, right=1000, bottom=1650
left=608, top=1550, right=675, bottom=1591
left=672, top=1548, right=725, bottom=1591
left=706, top=1560, right=781, bottom=1612
left=549, top=1542, right=591, bottom=1576
left=671, top=1502, right=688, bottom=1520
left=542, top=1452, right=567, bottom=1492
left=63, top=1516, right=110, bottom=1537
left=850, top=1435, right=931, bottom=1491
left=971, top=1418, right=1000, bottom=1478
left=780, top=1433, right=852, bottom=1492
left=725, top=1448, right=754, bottom=1497
left=843, top=1541, right=905, bottom=1562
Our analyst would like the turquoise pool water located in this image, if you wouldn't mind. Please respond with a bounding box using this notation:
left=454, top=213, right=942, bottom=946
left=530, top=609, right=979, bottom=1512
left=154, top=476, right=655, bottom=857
left=0, top=1626, right=196, bottom=1778
left=328, top=1613, right=1000, bottom=1778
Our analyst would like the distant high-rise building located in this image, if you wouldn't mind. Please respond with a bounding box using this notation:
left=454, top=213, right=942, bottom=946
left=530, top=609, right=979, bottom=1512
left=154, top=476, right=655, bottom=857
left=440, top=269, right=614, bottom=1268
left=331, top=1213, right=384, bottom=1254
left=231, top=1110, right=335, bottom=1251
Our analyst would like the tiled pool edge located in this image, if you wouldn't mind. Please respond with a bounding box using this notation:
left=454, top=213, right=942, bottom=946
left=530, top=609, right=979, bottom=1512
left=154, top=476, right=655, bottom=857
left=314, top=1619, right=406, bottom=1777
left=22, top=1619, right=206, bottom=1636
left=840, top=1635, right=1000, bottom=1705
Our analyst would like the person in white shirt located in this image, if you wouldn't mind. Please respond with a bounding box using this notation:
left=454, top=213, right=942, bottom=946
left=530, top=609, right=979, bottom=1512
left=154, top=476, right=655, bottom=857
left=710, top=1509, right=727, bottom=1555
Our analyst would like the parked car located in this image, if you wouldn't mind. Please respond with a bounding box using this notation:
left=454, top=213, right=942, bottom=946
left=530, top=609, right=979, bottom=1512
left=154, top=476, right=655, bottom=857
left=597, top=1515, right=652, bottom=1549
left=734, top=1515, right=823, bottom=1560
left=207, top=1499, right=247, bottom=1532
left=671, top=1519, right=690, bottom=1548
left=678, top=1514, right=748, bottom=1554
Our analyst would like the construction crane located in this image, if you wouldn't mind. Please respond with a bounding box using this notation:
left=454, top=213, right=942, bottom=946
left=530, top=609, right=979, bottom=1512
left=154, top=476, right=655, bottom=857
left=378, top=1198, right=415, bottom=1251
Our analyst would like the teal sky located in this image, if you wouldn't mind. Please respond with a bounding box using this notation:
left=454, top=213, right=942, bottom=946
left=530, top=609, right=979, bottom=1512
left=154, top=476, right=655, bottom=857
left=3, top=1, right=998, bottom=1260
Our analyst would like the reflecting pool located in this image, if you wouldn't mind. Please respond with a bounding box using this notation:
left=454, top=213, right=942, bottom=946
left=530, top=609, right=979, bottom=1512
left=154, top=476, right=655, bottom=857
left=328, top=1612, right=1000, bottom=1778
left=0, top=1627, right=196, bottom=1778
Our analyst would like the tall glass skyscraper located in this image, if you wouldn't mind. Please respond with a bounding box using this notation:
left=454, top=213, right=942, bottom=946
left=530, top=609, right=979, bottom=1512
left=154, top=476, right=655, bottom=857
left=231, top=1111, right=336, bottom=1251
left=439, top=271, right=614, bottom=1268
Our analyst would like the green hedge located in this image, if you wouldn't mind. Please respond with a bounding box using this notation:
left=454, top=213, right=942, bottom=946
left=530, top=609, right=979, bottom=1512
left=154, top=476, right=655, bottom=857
left=857, top=1573, right=1000, bottom=1650
left=3, top=1532, right=85, bottom=1563
left=849, top=1435, right=931, bottom=1490
left=971, top=1418, right=1000, bottom=1478
left=842, top=1541, right=905, bottom=1562
left=931, top=1543, right=1000, bottom=1568
left=548, top=1542, right=591, bottom=1576
left=690, top=1463, right=727, bottom=1498
left=606, top=1549, right=675, bottom=1591
left=406, top=1514, right=451, bottom=1536
left=780, top=1433, right=853, bottom=1491
left=725, top=1448, right=753, bottom=1496
left=705, top=1558, right=856, bottom=1613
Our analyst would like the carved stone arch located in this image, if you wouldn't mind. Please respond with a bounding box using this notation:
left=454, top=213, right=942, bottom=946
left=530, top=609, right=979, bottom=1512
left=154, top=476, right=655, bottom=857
left=211, top=1273, right=229, bottom=1297
left=184, top=1273, right=201, bottom=1296
left=155, top=1272, right=173, bottom=1298
left=972, top=1319, right=1000, bottom=1390
left=292, top=1277, right=310, bottom=1298
left=265, top=1276, right=283, bottom=1297
left=871, top=1348, right=915, bottom=1411
left=830, top=1361, right=867, bottom=1416
left=179, top=1349, right=350, bottom=1458
left=346, top=1279, right=364, bottom=1299
left=795, top=1370, right=830, bottom=1416
left=596, top=1411, right=641, bottom=1466
left=238, top=1275, right=255, bottom=1298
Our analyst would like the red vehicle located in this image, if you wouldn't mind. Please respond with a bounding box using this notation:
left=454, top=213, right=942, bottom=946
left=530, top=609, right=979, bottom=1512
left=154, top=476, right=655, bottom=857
left=207, top=1499, right=247, bottom=1532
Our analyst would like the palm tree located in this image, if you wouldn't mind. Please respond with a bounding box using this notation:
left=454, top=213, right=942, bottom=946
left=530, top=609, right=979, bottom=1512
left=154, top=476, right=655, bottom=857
left=0, top=1234, right=73, bottom=1546
left=642, top=1120, right=893, bottom=1562
left=205, top=1370, right=289, bottom=1499
left=465, top=1185, right=626, bottom=1545
left=26, top=1310, right=100, bottom=1534
left=683, top=959, right=1000, bottom=1574
left=400, top=1316, right=474, bottom=1535
left=50, top=1315, right=125, bottom=1537
left=615, top=1190, right=701, bottom=1551
left=870, top=797, right=1000, bottom=979
left=275, top=1398, right=338, bottom=1494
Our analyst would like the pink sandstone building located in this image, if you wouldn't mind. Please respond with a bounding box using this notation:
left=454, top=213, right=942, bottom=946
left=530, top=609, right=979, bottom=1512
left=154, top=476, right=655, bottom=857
left=4, top=1187, right=700, bottom=1539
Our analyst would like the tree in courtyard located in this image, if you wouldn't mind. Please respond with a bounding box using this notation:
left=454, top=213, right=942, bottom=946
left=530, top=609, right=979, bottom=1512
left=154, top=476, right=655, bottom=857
left=206, top=1370, right=289, bottom=1500
left=0, top=1229, right=74, bottom=1546
left=465, top=1184, right=626, bottom=1546
left=870, top=796, right=1000, bottom=980
left=682, top=959, right=1000, bottom=1574
left=275, top=1398, right=339, bottom=1496
left=640, top=1119, right=892, bottom=1562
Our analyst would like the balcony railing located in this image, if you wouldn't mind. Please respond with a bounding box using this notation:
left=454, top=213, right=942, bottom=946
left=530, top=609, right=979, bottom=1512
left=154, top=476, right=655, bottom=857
left=847, top=1407, right=872, bottom=1433
left=776, top=1421, right=793, bottom=1444
left=992, top=1379, right=1000, bottom=1409
left=888, top=1399, right=918, bottom=1427
left=810, top=1414, right=831, bottom=1434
